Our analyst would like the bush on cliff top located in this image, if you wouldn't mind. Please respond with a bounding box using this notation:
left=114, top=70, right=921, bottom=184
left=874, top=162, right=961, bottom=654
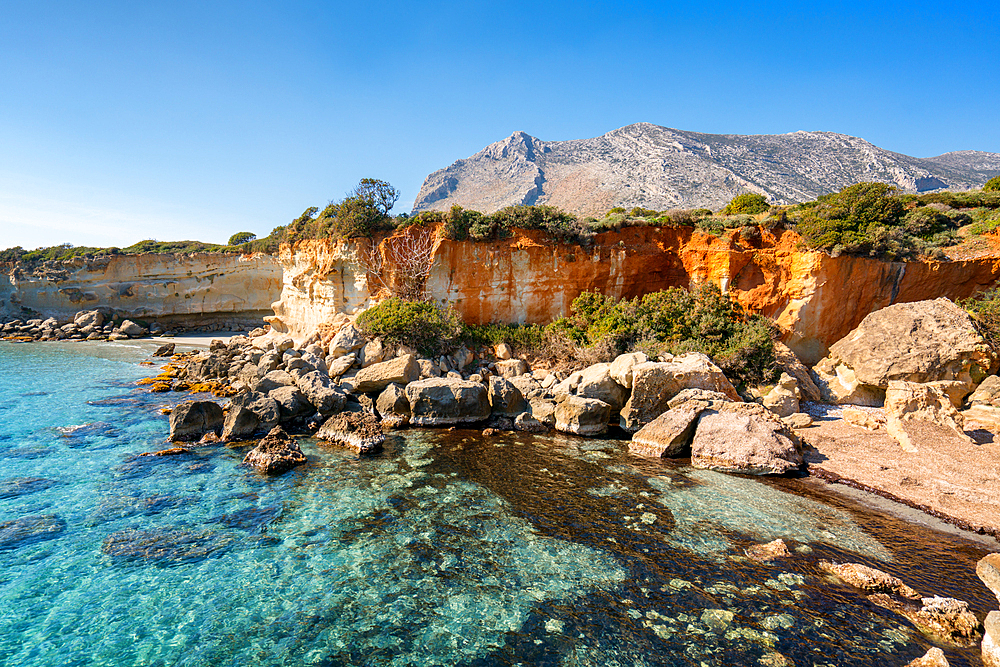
left=355, top=297, right=463, bottom=357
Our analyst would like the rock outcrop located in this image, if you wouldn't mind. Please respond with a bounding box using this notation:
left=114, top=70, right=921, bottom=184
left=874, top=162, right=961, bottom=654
left=405, top=378, right=490, bottom=426
left=690, top=403, right=802, bottom=475
left=629, top=409, right=701, bottom=458
left=169, top=401, right=224, bottom=442
left=315, top=413, right=384, bottom=454
left=242, top=426, right=307, bottom=475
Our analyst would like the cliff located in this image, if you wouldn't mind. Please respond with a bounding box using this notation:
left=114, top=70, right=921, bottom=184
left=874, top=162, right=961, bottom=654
left=267, top=227, right=1000, bottom=364
left=1, top=252, right=282, bottom=327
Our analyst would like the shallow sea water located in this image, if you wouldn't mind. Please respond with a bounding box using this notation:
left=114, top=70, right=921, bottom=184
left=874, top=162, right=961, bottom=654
left=0, top=341, right=996, bottom=666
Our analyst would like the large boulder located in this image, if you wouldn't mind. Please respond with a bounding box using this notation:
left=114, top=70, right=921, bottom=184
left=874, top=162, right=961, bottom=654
left=329, top=325, right=365, bottom=357
left=575, top=363, right=628, bottom=413
left=221, top=391, right=280, bottom=441
left=818, top=560, right=921, bottom=599
left=812, top=298, right=997, bottom=405
left=869, top=594, right=982, bottom=647
left=268, top=386, right=312, bottom=421
left=315, top=413, right=384, bottom=454
left=169, top=401, right=224, bottom=442
left=762, top=373, right=800, bottom=418
left=555, top=396, right=611, bottom=436
left=242, top=426, right=307, bottom=474
left=119, top=319, right=147, bottom=337
left=488, top=376, right=526, bottom=416
left=629, top=408, right=701, bottom=457
left=405, top=378, right=490, bottom=426
left=352, top=354, right=419, bottom=394
left=295, top=370, right=347, bottom=415
left=984, top=611, right=1000, bottom=667
left=74, top=309, right=105, bottom=329
left=690, top=403, right=802, bottom=475
left=529, top=398, right=557, bottom=427
left=255, top=369, right=296, bottom=393
left=609, top=352, right=648, bottom=389
left=620, top=353, right=741, bottom=432
left=375, top=383, right=411, bottom=428
left=977, top=553, right=1000, bottom=606
left=883, top=380, right=973, bottom=451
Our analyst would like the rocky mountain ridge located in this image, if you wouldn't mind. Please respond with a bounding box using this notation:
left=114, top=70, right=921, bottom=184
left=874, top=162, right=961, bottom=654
left=413, top=123, right=1000, bottom=216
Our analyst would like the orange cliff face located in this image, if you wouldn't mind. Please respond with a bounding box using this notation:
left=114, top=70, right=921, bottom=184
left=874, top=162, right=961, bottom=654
left=268, top=227, right=1000, bottom=364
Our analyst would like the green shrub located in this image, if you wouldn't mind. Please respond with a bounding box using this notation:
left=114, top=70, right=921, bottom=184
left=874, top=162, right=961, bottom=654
left=961, top=287, right=1000, bottom=351
left=461, top=322, right=545, bottom=352
left=984, top=176, right=1000, bottom=192
left=722, top=193, right=769, bottom=215
left=355, top=298, right=463, bottom=357
left=629, top=207, right=659, bottom=218
left=793, top=182, right=910, bottom=257
left=228, top=232, right=256, bottom=246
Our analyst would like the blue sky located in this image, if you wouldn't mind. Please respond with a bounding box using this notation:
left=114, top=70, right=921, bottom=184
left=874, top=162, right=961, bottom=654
left=2, top=0, right=998, bottom=250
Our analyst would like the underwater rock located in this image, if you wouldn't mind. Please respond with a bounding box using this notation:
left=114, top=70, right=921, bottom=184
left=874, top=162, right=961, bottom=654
left=101, top=527, right=234, bottom=564
left=168, top=401, right=223, bottom=442
left=745, top=538, right=791, bottom=562
left=691, top=403, right=803, bottom=475
left=978, top=553, right=1000, bottom=605
left=0, top=514, right=66, bottom=550
left=869, top=594, right=982, bottom=647
left=905, top=647, right=949, bottom=667
left=139, top=447, right=189, bottom=456
left=629, top=408, right=701, bottom=457
left=0, top=476, right=59, bottom=499
left=818, top=560, right=921, bottom=599
left=315, top=413, right=384, bottom=454
left=242, top=426, right=307, bottom=474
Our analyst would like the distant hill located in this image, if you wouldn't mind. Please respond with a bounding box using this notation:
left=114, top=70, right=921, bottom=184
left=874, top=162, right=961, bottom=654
left=412, top=123, right=1000, bottom=216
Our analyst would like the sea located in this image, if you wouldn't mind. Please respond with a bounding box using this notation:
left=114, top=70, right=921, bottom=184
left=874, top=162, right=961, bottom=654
left=0, top=340, right=995, bottom=666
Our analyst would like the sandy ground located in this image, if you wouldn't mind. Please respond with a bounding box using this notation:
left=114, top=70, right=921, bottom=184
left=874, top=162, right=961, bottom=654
left=797, top=404, right=1000, bottom=538
left=148, top=332, right=243, bottom=351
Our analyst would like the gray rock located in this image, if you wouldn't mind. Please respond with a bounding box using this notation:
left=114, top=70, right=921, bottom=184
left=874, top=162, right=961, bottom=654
left=169, top=401, right=224, bottom=442
left=417, top=358, right=441, bottom=379
left=0, top=514, right=66, bottom=550
left=257, top=351, right=283, bottom=375
left=488, top=376, right=526, bottom=416
left=529, top=398, right=557, bottom=427
left=74, top=309, right=104, bottom=328
left=221, top=391, right=280, bottom=441
left=152, top=343, right=175, bottom=357
left=327, top=353, right=356, bottom=378
left=495, top=358, right=529, bottom=379
left=315, top=413, right=384, bottom=454
left=255, top=370, right=296, bottom=394
left=285, top=357, right=312, bottom=373
left=555, top=396, right=611, bottom=436
left=376, top=383, right=411, bottom=428
left=268, top=386, right=312, bottom=420
left=629, top=408, right=701, bottom=457
left=242, top=426, right=306, bottom=475
left=405, top=378, right=490, bottom=426
left=514, top=411, right=548, bottom=433
left=352, top=354, right=419, bottom=394
left=690, top=403, right=803, bottom=475
left=295, top=370, right=347, bottom=415
left=119, top=319, right=146, bottom=337
left=275, top=337, right=295, bottom=353
left=329, top=325, right=365, bottom=357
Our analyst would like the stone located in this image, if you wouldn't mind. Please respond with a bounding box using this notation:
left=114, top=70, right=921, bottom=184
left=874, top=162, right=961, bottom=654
left=774, top=340, right=822, bottom=402
left=869, top=595, right=982, bottom=646
left=0, top=514, right=66, bottom=550
left=555, top=396, right=611, bottom=436
left=376, top=383, right=411, bottom=428
left=575, top=363, right=628, bottom=413
left=620, top=353, right=741, bottom=432
left=529, top=398, right=557, bottom=427
left=883, top=380, right=973, bottom=450
left=275, top=337, right=294, bottom=353
left=509, top=374, right=541, bottom=399
left=609, top=351, right=648, bottom=389
left=514, top=411, right=548, bottom=433
left=818, top=561, right=921, bottom=599
left=405, top=377, right=491, bottom=426
left=811, top=357, right=886, bottom=406
left=359, top=338, right=386, bottom=368
left=690, top=403, right=803, bottom=475
left=666, top=387, right=732, bottom=411
left=352, top=354, right=419, bottom=394
left=781, top=412, right=813, bottom=429
left=488, top=376, right=526, bottom=416
left=984, top=611, right=1000, bottom=667
left=842, top=407, right=886, bottom=430
left=74, top=309, right=104, bottom=328
left=629, top=408, right=701, bottom=457
left=929, top=380, right=974, bottom=409
left=329, top=325, right=365, bottom=356
left=495, top=342, right=512, bottom=360
left=295, top=370, right=347, bottom=415
left=256, top=351, right=283, bottom=375
left=327, top=353, right=356, bottom=378
left=268, top=386, right=312, bottom=420
left=242, top=426, right=307, bottom=475
left=119, top=319, right=146, bottom=337
left=977, top=553, right=1000, bottom=606
left=255, top=369, right=296, bottom=394
left=969, top=375, right=1000, bottom=407
left=169, top=401, right=224, bottom=442
left=153, top=342, right=176, bottom=357
left=763, top=373, right=799, bottom=418
left=101, top=527, right=233, bottom=563
left=905, top=648, right=949, bottom=667
left=746, top=538, right=791, bottom=562
left=495, top=358, right=529, bottom=379
left=315, top=412, right=384, bottom=454
left=221, top=391, right=280, bottom=441
left=417, top=358, right=440, bottom=378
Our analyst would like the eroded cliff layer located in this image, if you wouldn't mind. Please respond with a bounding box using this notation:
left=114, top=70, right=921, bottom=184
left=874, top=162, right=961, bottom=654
left=268, top=227, right=1000, bottom=364
left=1, top=252, right=282, bottom=327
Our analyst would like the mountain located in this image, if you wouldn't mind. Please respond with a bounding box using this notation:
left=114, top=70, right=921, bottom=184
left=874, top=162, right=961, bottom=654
left=412, top=123, right=1000, bottom=216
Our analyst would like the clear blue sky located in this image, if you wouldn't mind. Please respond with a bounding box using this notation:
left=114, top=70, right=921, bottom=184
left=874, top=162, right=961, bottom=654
left=2, top=0, right=998, bottom=250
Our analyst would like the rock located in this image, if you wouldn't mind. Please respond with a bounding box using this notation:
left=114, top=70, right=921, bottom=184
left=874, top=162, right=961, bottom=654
left=883, top=380, right=973, bottom=450
left=74, top=309, right=104, bottom=329
left=609, top=351, right=648, bottom=389
left=620, top=353, right=741, bottom=432
left=929, top=380, right=973, bottom=409
left=376, top=383, right=411, bottom=429
left=327, top=353, right=356, bottom=378
left=811, top=356, right=887, bottom=406
left=140, top=447, right=190, bottom=457
left=984, top=611, right=1000, bottom=667
left=268, top=386, right=312, bottom=420
left=818, top=561, right=921, bottom=599
left=352, top=354, right=419, bottom=394
left=575, top=363, right=628, bottom=413
left=101, top=527, right=234, bottom=563
left=842, top=407, right=886, bottom=430
left=529, top=398, right=557, bottom=427
left=417, top=358, right=440, bottom=379
left=482, top=427, right=502, bottom=437
left=285, top=357, right=312, bottom=373
left=746, top=538, right=791, bottom=562
left=629, top=408, right=701, bottom=457
left=774, top=341, right=822, bottom=402
left=969, top=375, right=1000, bottom=407
left=813, top=298, right=997, bottom=404
left=451, top=346, right=473, bottom=370
left=221, top=391, right=281, bottom=440
left=514, top=412, right=548, bottom=433
left=488, top=376, right=526, bottom=416
left=961, top=404, right=1000, bottom=432
left=119, top=319, right=146, bottom=337
left=509, top=374, right=541, bottom=399
left=0, top=514, right=66, bottom=550
left=869, top=594, right=982, bottom=646
left=315, top=412, right=384, bottom=454
left=495, top=358, right=529, bottom=379
left=0, top=477, right=59, bottom=499
left=257, top=351, right=283, bottom=374
left=242, top=426, right=306, bottom=474
left=495, top=342, right=512, bottom=360
left=329, top=325, right=365, bottom=356
left=763, top=373, right=800, bottom=418
left=405, top=378, right=491, bottom=426
left=666, top=387, right=732, bottom=411
left=906, top=647, right=949, bottom=667
left=274, top=337, right=294, bottom=353
left=359, top=338, right=386, bottom=368
left=295, top=370, right=347, bottom=415
left=555, top=396, right=611, bottom=436
left=168, top=401, right=224, bottom=442
left=690, top=403, right=803, bottom=475
left=781, top=412, right=813, bottom=429
left=153, top=342, right=175, bottom=357
left=977, top=553, right=1000, bottom=605
left=255, top=369, right=296, bottom=393
left=700, top=608, right=735, bottom=632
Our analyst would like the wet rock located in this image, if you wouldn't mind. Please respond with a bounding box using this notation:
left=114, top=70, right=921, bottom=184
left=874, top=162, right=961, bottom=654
left=906, top=647, right=949, bottom=667
left=763, top=373, right=799, bottom=418
left=242, top=426, right=307, bottom=474
left=209, top=505, right=281, bottom=533
left=555, top=395, right=611, bottom=436
left=315, top=412, right=384, bottom=454
left=221, top=391, right=280, bottom=441
left=818, top=560, right=921, bottom=598
left=0, top=514, right=66, bottom=550
left=482, top=427, right=502, bottom=437
left=691, top=403, right=802, bottom=475
left=629, top=408, right=701, bottom=457
left=375, top=383, right=410, bottom=429
left=495, top=358, right=529, bottom=379
left=101, top=527, right=234, bottom=563
left=781, top=412, right=813, bottom=429
left=609, top=351, right=648, bottom=389
left=295, top=370, right=347, bottom=415
left=329, top=325, right=365, bottom=357
left=405, top=377, right=490, bottom=426
left=869, top=594, right=982, bottom=646
left=746, top=538, right=791, bottom=562
left=977, top=553, right=1000, bottom=605
left=0, top=476, right=59, bottom=499
left=168, top=401, right=224, bottom=442
left=352, top=354, right=419, bottom=394
left=152, top=342, right=175, bottom=357
left=620, top=354, right=741, bottom=432
left=139, top=447, right=189, bottom=457
left=488, top=376, right=526, bottom=416
left=701, top=608, right=735, bottom=632
left=984, top=611, right=1000, bottom=667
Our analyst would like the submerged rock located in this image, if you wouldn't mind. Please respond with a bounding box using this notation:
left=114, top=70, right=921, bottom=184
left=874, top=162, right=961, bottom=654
left=242, top=426, right=307, bottom=474
left=690, top=403, right=802, bottom=475
left=315, top=413, right=384, bottom=454
left=0, top=476, right=59, bottom=499
left=870, top=594, right=982, bottom=646
left=0, top=514, right=66, bottom=550
left=818, top=560, right=921, bottom=599
left=168, top=401, right=224, bottom=442
left=745, top=538, right=791, bottom=562
left=906, top=648, right=949, bottom=667
left=101, top=527, right=234, bottom=564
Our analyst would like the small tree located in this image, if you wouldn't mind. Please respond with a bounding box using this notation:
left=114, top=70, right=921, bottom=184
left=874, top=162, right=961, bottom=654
left=228, top=232, right=257, bottom=246
left=722, top=193, right=769, bottom=215
left=985, top=176, right=1000, bottom=192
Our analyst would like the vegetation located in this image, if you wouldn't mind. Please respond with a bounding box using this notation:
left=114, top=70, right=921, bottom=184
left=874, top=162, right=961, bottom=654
left=355, top=297, right=463, bottom=357
left=961, top=287, right=1000, bottom=351
left=722, top=193, right=769, bottom=215
left=228, top=232, right=256, bottom=246
left=985, top=176, right=1000, bottom=193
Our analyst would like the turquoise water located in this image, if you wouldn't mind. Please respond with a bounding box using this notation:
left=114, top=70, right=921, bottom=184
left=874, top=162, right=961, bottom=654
left=0, top=341, right=995, bottom=666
